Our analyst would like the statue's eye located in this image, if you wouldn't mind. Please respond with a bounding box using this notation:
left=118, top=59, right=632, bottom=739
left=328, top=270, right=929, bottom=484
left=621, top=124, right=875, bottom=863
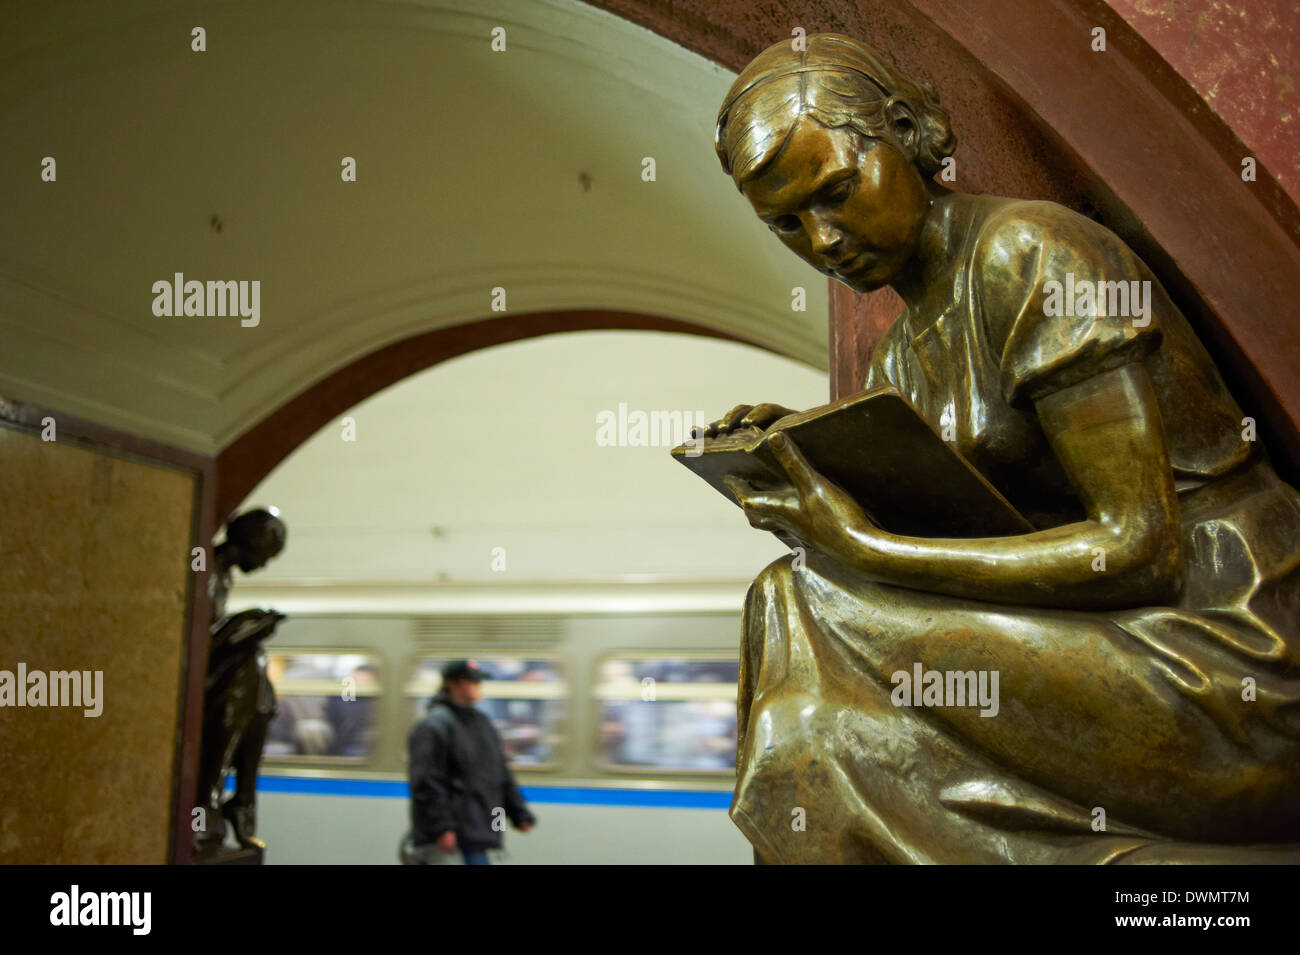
left=825, top=178, right=855, bottom=203
left=769, top=215, right=801, bottom=234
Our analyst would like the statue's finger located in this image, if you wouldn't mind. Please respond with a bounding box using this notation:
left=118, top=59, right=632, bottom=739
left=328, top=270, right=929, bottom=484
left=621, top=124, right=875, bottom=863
left=766, top=432, right=814, bottom=493
left=736, top=486, right=799, bottom=526
left=723, top=404, right=754, bottom=430
left=723, top=475, right=750, bottom=501
left=740, top=403, right=779, bottom=429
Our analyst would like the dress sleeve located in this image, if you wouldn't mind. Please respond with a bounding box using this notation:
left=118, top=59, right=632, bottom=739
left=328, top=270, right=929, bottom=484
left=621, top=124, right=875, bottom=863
left=975, top=202, right=1163, bottom=407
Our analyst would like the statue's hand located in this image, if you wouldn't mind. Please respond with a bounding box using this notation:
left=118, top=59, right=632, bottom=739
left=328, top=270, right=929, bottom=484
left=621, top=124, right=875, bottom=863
left=698, top=403, right=797, bottom=439
left=723, top=433, right=872, bottom=557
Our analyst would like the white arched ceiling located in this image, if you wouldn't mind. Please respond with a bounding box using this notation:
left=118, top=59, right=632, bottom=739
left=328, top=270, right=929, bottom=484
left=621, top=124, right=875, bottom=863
left=229, top=330, right=829, bottom=612
left=0, top=0, right=827, bottom=454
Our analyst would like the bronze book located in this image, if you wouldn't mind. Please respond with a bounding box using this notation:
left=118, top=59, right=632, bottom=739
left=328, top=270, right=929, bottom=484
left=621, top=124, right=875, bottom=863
left=671, top=385, right=1033, bottom=539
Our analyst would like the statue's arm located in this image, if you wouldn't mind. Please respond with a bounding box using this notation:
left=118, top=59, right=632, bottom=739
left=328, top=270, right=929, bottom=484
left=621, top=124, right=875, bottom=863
left=734, top=361, right=1183, bottom=609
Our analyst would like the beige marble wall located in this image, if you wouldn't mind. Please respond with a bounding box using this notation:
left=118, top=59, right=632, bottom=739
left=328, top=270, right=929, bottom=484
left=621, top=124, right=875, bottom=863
left=0, top=425, right=195, bottom=863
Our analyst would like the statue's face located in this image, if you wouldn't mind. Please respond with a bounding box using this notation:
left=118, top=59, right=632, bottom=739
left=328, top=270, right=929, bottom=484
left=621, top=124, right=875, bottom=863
left=237, top=527, right=285, bottom=572
left=236, top=549, right=267, bottom=573
left=740, top=117, right=930, bottom=292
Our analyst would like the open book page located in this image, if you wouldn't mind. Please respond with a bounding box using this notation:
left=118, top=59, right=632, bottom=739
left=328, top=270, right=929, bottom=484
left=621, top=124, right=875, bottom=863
left=672, top=386, right=1032, bottom=539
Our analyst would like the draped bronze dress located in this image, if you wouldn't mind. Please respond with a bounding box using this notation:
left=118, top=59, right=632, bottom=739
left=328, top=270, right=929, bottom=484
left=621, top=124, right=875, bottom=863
left=731, top=195, right=1300, bottom=863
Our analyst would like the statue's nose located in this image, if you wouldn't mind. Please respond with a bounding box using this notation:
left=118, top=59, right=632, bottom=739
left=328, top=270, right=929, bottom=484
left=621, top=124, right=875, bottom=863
left=810, top=221, right=843, bottom=258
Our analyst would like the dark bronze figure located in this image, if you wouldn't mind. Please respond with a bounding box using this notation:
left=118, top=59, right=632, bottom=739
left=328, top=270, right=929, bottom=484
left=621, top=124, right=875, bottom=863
left=699, top=34, right=1300, bottom=863
left=194, top=507, right=287, bottom=859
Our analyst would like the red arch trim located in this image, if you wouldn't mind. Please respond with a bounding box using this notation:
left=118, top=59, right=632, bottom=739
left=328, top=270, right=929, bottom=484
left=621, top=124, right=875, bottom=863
left=214, top=310, right=774, bottom=520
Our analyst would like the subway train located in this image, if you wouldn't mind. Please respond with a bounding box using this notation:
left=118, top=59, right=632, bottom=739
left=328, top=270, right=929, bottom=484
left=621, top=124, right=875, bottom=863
left=243, top=610, right=753, bottom=864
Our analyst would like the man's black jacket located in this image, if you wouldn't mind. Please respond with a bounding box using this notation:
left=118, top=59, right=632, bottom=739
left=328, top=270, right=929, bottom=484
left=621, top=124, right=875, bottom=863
left=408, top=694, right=535, bottom=851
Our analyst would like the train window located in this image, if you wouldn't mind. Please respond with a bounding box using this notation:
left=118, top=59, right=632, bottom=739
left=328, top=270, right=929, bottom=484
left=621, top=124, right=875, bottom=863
left=406, top=655, right=565, bottom=769
left=595, top=655, right=739, bottom=774
left=263, top=651, right=382, bottom=761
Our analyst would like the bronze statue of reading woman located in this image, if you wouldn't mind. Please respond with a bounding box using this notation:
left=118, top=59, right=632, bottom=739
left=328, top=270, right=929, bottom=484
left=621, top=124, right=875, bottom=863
left=701, top=34, right=1300, bottom=863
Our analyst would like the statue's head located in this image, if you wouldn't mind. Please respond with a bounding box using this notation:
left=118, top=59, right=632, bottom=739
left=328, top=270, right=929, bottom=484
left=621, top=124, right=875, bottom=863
left=714, top=34, right=955, bottom=292
left=224, top=507, right=287, bottom=573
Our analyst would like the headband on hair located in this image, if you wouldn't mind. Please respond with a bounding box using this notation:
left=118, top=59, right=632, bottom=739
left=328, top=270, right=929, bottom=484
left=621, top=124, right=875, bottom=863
left=715, top=34, right=955, bottom=181
left=717, top=64, right=889, bottom=121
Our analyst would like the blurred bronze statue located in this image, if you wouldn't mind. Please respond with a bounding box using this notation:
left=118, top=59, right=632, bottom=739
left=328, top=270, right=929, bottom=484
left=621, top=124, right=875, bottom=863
left=696, top=34, right=1300, bottom=863
left=194, top=507, right=287, bottom=859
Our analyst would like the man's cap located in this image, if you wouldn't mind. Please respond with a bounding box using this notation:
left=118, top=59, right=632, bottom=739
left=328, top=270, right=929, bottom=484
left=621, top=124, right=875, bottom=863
left=441, top=659, right=488, bottom=683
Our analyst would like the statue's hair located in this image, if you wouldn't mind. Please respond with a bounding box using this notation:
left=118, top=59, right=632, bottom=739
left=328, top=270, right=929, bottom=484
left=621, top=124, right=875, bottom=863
left=714, top=34, right=955, bottom=186
left=225, top=506, right=286, bottom=552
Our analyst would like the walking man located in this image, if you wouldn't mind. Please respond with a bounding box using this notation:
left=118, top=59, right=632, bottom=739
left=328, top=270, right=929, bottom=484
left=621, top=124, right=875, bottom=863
left=408, top=660, right=536, bottom=864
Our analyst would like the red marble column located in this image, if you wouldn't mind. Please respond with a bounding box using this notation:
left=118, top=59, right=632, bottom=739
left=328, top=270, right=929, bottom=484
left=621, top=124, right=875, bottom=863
left=827, top=281, right=902, bottom=400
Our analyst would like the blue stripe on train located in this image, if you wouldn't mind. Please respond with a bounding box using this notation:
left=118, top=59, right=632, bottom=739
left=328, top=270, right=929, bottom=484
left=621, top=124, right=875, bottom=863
left=252, top=775, right=733, bottom=809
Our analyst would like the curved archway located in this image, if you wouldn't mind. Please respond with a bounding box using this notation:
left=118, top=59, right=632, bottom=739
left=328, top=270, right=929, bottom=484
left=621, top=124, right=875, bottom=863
left=214, top=309, right=775, bottom=519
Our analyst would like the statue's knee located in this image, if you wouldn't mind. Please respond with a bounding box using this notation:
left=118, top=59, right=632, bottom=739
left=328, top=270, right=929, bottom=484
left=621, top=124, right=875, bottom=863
left=745, top=554, right=797, bottom=607
left=762, top=552, right=798, bottom=580
left=747, top=693, right=823, bottom=750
